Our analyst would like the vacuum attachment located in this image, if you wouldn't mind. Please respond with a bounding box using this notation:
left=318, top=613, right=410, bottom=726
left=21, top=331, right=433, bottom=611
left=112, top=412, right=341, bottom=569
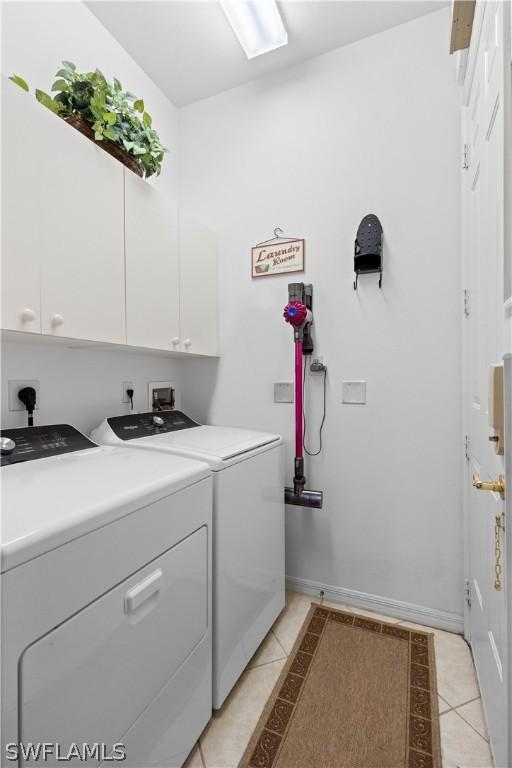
left=285, top=458, right=323, bottom=508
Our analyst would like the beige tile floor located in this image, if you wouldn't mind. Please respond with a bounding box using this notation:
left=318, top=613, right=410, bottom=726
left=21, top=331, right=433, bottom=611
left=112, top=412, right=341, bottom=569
left=184, top=591, right=494, bottom=768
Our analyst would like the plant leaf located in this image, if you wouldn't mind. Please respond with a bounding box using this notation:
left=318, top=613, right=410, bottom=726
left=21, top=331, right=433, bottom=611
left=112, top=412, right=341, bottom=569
left=103, top=112, right=117, bottom=125
left=142, top=111, right=152, bottom=127
left=113, top=77, right=122, bottom=92
left=104, top=127, right=117, bottom=141
left=56, top=68, right=74, bottom=81
left=61, top=61, right=76, bottom=71
left=134, top=99, right=144, bottom=113
left=94, top=131, right=104, bottom=141
left=9, top=74, right=29, bottom=92
left=35, top=89, right=62, bottom=114
left=123, top=139, right=134, bottom=151
left=51, top=79, right=68, bottom=92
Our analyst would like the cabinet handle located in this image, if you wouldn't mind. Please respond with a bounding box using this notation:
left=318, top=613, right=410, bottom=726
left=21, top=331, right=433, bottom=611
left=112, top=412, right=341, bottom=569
left=184, top=339, right=191, bottom=348
left=51, top=314, right=64, bottom=327
left=172, top=337, right=180, bottom=346
left=20, top=308, right=36, bottom=322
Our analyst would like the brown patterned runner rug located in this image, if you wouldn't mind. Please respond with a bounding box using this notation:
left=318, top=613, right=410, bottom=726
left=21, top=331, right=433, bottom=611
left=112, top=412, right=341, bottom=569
left=240, top=604, right=441, bottom=768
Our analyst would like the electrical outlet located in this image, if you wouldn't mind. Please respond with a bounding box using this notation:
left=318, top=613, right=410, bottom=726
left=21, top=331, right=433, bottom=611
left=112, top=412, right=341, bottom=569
left=310, top=356, right=325, bottom=372
left=274, top=382, right=294, bottom=403
left=122, top=381, right=134, bottom=403
left=8, top=380, right=40, bottom=411
left=148, top=380, right=177, bottom=411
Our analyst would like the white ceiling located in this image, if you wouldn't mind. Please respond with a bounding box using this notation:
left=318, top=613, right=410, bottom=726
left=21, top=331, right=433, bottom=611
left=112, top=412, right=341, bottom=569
left=87, top=1, right=448, bottom=107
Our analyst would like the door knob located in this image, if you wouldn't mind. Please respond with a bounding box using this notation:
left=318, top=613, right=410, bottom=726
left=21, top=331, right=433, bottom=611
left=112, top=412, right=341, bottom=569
left=20, top=308, right=36, bottom=322
left=472, top=473, right=505, bottom=500
left=51, top=314, right=64, bottom=327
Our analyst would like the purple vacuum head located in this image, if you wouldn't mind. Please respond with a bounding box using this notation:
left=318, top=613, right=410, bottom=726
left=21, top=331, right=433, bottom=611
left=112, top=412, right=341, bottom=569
left=283, top=300, right=308, bottom=327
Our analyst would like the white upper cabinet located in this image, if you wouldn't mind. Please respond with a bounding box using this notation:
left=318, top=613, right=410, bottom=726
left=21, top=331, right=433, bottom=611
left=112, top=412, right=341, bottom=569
left=124, top=173, right=180, bottom=350
left=2, top=79, right=218, bottom=356
left=179, top=210, right=219, bottom=357
left=39, top=108, right=125, bottom=343
left=2, top=80, right=43, bottom=333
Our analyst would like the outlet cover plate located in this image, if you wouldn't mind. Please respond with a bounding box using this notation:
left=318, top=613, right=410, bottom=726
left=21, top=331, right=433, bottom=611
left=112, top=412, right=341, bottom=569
left=342, top=380, right=367, bottom=404
left=274, top=382, right=294, bottom=403
left=8, top=380, right=40, bottom=411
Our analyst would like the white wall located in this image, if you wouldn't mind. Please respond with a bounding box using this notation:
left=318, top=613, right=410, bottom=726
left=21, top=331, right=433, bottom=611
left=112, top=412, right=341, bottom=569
left=1, top=339, right=181, bottom=436
left=1, top=0, right=179, bottom=199
left=1, top=0, right=181, bottom=433
left=178, top=9, right=464, bottom=619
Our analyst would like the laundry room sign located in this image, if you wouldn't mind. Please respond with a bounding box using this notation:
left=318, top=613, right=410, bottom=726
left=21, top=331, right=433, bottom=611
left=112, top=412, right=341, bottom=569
left=252, top=234, right=305, bottom=278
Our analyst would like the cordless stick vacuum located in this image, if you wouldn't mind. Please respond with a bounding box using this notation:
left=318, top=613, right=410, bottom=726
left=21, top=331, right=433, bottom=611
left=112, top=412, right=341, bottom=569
left=283, top=283, right=323, bottom=509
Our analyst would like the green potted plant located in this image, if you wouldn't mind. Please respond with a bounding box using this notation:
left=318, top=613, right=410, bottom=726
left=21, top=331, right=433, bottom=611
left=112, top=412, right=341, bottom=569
left=10, top=62, right=168, bottom=178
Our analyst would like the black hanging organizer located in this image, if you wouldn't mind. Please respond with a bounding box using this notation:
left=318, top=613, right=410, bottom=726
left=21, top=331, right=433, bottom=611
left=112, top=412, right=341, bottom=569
left=353, top=214, right=383, bottom=290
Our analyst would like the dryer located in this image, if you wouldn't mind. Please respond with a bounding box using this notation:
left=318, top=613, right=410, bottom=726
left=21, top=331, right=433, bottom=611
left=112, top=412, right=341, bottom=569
left=92, top=411, right=285, bottom=708
left=1, top=424, right=212, bottom=767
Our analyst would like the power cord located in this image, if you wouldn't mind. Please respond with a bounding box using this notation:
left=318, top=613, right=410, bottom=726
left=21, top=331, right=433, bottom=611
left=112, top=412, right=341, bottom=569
left=303, top=359, right=327, bottom=456
left=126, top=388, right=134, bottom=411
left=18, top=386, right=36, bottom=427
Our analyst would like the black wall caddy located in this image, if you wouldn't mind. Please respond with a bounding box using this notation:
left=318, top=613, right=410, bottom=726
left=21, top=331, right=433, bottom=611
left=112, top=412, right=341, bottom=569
left=353, top=214, right=383, bottom=290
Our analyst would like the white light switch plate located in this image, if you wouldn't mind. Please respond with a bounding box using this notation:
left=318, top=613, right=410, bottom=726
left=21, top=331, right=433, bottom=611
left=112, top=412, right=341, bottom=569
left=342, top=381, right=367, bottom=404
left=274, top=382, right=294, bottom=403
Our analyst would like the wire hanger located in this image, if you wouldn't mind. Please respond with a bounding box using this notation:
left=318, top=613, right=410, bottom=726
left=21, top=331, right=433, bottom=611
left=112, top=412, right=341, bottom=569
left=255, top=227, right=300, bottom=246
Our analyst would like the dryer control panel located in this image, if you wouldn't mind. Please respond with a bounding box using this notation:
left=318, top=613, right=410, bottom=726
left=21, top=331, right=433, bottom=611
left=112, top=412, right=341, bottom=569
left=107, top=410, right=199, bottom=441
left=0, top=424, right=96, bottom=466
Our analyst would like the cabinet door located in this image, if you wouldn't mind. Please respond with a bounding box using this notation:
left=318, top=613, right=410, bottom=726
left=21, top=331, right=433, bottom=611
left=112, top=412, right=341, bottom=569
left=179, top=210, right=219, bottom=356
left=39, top=107, right=125, bottom=343
left=2, top=79, right=43, bottom=332
left=125, top=173, right=180, bottom=350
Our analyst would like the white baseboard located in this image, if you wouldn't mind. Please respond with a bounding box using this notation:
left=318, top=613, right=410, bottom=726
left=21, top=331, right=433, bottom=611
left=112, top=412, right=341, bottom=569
left=286, top=575, right=464, bottom=634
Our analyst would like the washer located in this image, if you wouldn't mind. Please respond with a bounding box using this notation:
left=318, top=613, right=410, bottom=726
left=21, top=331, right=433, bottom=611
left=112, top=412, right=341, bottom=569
left=92, top=410, right=285, bottom=708
left=1, top=423, right=212, bottom=767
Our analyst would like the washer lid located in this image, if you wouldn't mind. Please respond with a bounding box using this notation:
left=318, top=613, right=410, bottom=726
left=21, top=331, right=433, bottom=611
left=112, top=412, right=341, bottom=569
left=136, top=425, right=281, bottom=461
left=1, top=441, right=210, bottom=572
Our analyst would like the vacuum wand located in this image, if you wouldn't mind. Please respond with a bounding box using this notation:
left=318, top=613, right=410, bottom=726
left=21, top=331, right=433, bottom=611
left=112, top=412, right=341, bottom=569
left=283, top=286, right=323, bottom=509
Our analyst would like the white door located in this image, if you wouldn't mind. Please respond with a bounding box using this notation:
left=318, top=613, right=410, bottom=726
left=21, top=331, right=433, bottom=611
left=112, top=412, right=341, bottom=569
left=179, top=209, right=219, bottom=356
left=124, top=173, right=180, bottom=350
left=463, top=3, right=508, bottom=765
left=39, top=106, right=125, bottom=343
left=1, top=79, right=43, bottom=333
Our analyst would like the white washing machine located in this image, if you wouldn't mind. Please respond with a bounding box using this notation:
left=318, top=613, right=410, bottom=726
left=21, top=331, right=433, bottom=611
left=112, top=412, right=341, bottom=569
left=1, top=423, right=212, bottom=767
left=92, top=410, right=285, bottom=708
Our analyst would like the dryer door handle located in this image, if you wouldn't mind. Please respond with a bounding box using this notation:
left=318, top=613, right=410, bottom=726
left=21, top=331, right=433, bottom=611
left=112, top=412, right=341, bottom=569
left=125, top=569, right=163, bottom=613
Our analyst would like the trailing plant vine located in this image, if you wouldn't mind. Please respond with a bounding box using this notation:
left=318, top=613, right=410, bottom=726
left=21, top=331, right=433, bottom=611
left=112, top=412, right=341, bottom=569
left=10, top=62, right=167, bottom=177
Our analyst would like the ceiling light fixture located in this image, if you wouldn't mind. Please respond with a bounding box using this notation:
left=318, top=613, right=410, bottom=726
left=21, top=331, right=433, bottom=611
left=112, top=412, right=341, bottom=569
left=219, top=0, right=288, bottom=59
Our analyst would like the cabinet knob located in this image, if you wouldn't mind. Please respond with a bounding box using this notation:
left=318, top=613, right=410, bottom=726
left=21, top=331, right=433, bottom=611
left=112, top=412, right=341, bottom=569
left=51, top=314, right=64, bottom=327
left=20, top=308, right=36, bottom=322
left=184, top=339, right=192, bottom=348
left=172, top=337, right=180, bottom=346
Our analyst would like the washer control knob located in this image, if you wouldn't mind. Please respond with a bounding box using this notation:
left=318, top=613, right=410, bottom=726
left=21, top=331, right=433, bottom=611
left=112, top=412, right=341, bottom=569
left=184, top=339, right=191, bottom=348
left=1, top=437, right=16, bottom=455
left=51, top=314, right=64, bottom=327
left=21, top=308, right=36, bottom=322
left=152, top=416, right=164, bottom=427
left=172, top=337, right=180, bottom=346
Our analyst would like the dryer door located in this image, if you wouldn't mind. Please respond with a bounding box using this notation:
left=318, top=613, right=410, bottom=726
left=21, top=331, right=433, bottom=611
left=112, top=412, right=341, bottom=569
left=19, top=526, right=208, bottom=766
